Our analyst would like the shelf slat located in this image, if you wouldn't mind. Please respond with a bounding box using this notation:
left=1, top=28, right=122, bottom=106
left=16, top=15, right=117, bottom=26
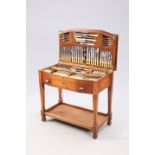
left=45, top=103, right=108, bottom=130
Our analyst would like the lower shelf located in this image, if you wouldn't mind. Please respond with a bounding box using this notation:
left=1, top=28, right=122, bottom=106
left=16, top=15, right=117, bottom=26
left=45, top=103, right=109, bottom=130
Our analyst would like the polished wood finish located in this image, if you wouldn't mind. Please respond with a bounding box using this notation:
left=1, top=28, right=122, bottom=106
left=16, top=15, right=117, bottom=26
left=107, top=73, right=113, bottom=125
left=58, top=88, right=63, bottom=103
left=39, top=70, right=46, bottom=121
left=42, top=71, right=94, bottom=94
left=93, top=94, right=98, bottom=139
left=38, top=29, right=118, bottom=139
left=45, top=103, right=108, bottom=130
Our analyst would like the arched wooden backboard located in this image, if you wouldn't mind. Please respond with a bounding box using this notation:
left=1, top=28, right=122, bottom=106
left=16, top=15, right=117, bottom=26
left=59, top=29, right=118, bottom=70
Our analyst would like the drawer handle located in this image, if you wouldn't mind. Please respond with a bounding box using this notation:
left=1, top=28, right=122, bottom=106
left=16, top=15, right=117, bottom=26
left=45, top=79, right=50, bottom=83
left=79, top=86, right=84, bottom=90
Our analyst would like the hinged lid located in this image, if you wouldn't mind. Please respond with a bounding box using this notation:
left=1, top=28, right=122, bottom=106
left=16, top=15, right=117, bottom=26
left=58, top=29, right=118, bottom=71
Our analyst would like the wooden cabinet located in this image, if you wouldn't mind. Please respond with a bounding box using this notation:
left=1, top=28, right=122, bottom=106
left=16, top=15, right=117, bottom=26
left=38, top=29, right=118, bottom=139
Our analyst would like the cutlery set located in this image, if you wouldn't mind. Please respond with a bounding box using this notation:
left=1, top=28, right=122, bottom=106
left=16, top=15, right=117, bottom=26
left=43, top=64, right=107, bottom=81
left=60, top=46, right=112, bottom=68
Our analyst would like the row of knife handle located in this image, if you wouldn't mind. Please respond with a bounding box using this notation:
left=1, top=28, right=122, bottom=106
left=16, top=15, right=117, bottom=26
left=60, top=46, right=113, bottom=68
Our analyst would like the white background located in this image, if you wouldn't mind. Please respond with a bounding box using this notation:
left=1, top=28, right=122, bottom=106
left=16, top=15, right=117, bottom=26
left=26, top=0, right=128, bottom=155
left=1, top=0, right=155, bottom=155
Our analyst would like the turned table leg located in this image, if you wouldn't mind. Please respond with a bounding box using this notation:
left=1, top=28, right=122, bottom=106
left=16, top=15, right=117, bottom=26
left=58, top=88, right=63, bottom=103
left=107, top=74, right=113, bottom=125
left=39, top=83, right=46, bottom=121
left=93, top=94, right=98, bottom=139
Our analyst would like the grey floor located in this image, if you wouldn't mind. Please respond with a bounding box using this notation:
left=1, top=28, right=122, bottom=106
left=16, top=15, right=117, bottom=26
left=27, top=87, right=128, bottom=155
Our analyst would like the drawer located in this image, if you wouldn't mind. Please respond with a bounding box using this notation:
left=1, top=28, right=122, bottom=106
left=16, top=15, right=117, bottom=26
left=42, top=71, right=93, bottom=94
left=42, top=71, right=63, bottom=87
left=62, top=77, right=93, bottom=93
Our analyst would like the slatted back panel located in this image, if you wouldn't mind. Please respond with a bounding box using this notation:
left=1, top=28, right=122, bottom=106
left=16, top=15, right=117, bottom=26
left=59, top=29, right=118, bottom=70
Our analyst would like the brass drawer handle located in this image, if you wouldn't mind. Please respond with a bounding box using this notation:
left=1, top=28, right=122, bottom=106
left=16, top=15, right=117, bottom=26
left=45, top=79, right=50, bottom=83
left=79, top=86, right=84, bottom=90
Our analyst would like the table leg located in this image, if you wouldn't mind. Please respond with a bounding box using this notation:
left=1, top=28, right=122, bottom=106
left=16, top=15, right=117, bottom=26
left=39, top=83, right=46, bottom=121
left=58, top=88, right=63, bottom=103
left=93, top=94, right=98, bottom=139
left=107, top=74, right=113, bottom=125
